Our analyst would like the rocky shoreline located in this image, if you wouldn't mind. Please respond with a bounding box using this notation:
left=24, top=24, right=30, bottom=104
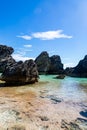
left=0, top=45, right=87, bottom=85
left=0, top=45, right=38, bottom=85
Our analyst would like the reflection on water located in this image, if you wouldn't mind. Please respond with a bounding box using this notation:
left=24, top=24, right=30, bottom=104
left=0, top=75, right=87, bottom=129
left=0, top=75, right=87, bottom=102
left=39, top=75, right=87, bottom=102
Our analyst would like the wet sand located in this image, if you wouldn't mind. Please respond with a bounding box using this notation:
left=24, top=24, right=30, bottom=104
left=0, top=79, right=87, bottom=130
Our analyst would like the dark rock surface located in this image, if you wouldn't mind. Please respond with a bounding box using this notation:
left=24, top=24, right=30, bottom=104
left=35, top=51, right=50, bottom=74
left=54, top=74, right=65, bottom=79
left=0, top=45, right=14, bottom=59
left=0, top=45, right=38, bottom=84
left=35, top=51, right=64, bottom=74
left=80, top=110, right=87, bottom=118
left=0, top=56, right=16, bottom=73
left=0, top=45, right=15, bottom=72
left=48, top=55, right=64, bottom=74
left=65, top=55, right=87, bottom=78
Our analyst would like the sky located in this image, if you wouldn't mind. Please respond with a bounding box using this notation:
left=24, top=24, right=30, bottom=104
left=0, top=0, right=87, bottom=68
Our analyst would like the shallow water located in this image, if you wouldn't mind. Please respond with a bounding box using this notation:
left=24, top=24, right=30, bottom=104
left=38, top=75, right=87, bottom=102
left=0, top=75, right=87, bottom=102
left=0, top=75, right=87, bottom=129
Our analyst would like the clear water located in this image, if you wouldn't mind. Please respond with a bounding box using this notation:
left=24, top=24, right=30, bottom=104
left=0, top=75, right=87, bottom=102
left=38, top=75, right=87, bottom=102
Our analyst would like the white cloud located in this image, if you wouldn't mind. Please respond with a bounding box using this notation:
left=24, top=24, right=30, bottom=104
left=17, top=30, right=72, bottom=40
left=32, top=30, right=72, bottom=40
left=24, top=44, right=32, bottom=48
left=64, top=62, right=75, bottom=69
left=12, top=54, right=35, bottom=61
left=17, top=35, right=32, bottom=40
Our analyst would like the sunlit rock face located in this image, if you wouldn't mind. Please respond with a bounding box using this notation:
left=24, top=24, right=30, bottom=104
left=0, top=45, right=38, bottom=84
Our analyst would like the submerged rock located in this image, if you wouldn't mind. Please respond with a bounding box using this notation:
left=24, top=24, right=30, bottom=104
left=79, top=110, right=87, bottom=118
left=0, top=45, right=38, bottom=85
left=35, top=51, right=64, bottom=74
left=54, top=74, right=65, bottom=79
left=61, top=120, right=82, bottom=130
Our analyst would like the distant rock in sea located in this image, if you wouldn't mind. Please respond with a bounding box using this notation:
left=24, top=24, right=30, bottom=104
left=35, top=51, right=64, bottom=74
left=0, top=45, right=38, bottom=85
left=65, top=55, right=87, bottom=78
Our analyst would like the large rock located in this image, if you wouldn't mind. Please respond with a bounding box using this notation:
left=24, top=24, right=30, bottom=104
left=0, top=45, right=38, bottom=84
left=65, top=55, right=87, bottom=77
left=35, top=51, right=51, bottom=74
left=0, top=60, right=38, bottom=84
left=0, top=56, right=16, bottom=72
left=0, top=45, right=14, bottom=59
left=48, top=55, right=64, bottom=74
left=35, top=51, right=64, bottom=74
left=0, top=45, right=15, bottom=72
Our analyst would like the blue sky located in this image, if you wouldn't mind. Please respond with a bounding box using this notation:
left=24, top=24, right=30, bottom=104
left=0, top=0, right=87, bottom=68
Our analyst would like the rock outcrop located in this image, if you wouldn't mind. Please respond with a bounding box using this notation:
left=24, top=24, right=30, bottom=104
left=65, top=55, right=87, bottom=77
left=0, top=45, right=15, bottom=72
left=0, top=45, right=38, bottom=84
left=0, top=45, right=14, bottom=58
left=48, top=55, right=64, bottom=74
left=35, top=51, right=50, bottom=74
left=35, top=51, right=64, bottom=74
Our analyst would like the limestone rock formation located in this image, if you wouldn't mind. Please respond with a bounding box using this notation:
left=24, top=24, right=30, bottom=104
left=65, top=55, right=87, bottom=77
left=35, top=51, right=51, bottom=74
left=0, top=45, right=14, bottom=59
left=0, top=45, right=38, bottom=84
left=35, top=51, right=64, bottom=74
left=1, top=60, right=38, bottom=84
left=48, top=55, right=64, bottom=74
left=0, top=45, right=15, bottom=72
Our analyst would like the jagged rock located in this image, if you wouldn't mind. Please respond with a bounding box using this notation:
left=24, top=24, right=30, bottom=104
left=0, top=45, right=38, bottom=85
left=35, top=51, right=64, bottom=74
left=48, top=55, right=64, bottom=74
left=35, top=51, right=50, bottom=74
left=0, top=59, right=38, bottom=84
left=0, top=45, right=15, bottom=72
left=0, top=45, right=14, bottom=59
left=65, top=55, right=87, bottom=78
left=0, top=56, right=16, bottom=72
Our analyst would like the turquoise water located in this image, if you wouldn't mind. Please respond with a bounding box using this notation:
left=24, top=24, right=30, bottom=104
left=38, top=75, right=87, bottom=102
left=0, top=75, right=87, bottom=102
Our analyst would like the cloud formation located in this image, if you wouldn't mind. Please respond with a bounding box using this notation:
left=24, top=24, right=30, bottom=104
left=64, top=62, right=75, bottom=69
left=12, top=47, right=33, bottom=61
left=32, top=30, right=72, bottom=40
left=12, top=53, right=34, bottom=61
left=24, top=44, right=32, bottom=48
left=17, top=35, right=32, bottom=40
left=17, top=30, right=72, bottom=40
